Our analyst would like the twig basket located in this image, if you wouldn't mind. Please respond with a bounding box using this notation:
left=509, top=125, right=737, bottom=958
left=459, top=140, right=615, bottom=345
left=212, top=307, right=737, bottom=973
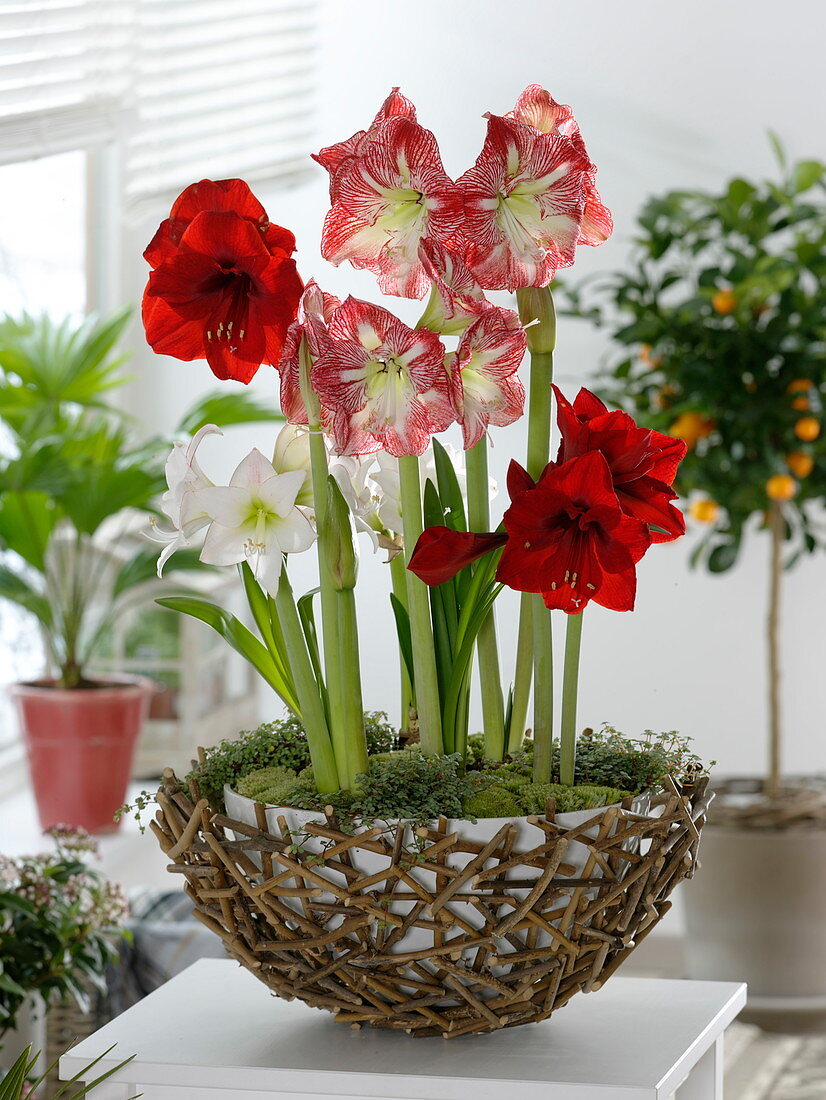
left=152, top=770, right=710, bottom=1037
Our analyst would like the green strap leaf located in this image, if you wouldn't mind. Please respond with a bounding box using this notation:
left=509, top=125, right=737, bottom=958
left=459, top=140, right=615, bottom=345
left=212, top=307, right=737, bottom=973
left=432, top=437, right=467, bottom=532
left=389, top=592, right=415, bottom=696
left=0, top=565, right=52, bottom=628
left=156, top=595, right=301, bottom=714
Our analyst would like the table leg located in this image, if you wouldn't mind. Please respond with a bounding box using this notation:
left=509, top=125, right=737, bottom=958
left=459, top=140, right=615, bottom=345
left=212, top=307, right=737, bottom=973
left=676, top=1035, right=724, bottom=1099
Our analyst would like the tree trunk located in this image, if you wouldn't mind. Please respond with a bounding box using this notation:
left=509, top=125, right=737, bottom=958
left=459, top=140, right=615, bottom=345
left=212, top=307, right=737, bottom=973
left=766, top=502, right=783, bottom=800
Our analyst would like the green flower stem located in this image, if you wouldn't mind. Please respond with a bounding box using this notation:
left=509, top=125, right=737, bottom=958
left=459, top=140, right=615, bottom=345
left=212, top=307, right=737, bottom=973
left=398, top=453, right=444, bottom=756
left=389, top=550, right=414, bottom=733
left=516, top=286, right=557, bottom=784
left=274, top=571, right=340, bottom=792
left=510, top=593, right=533, bottom=751
left=298, top=337, right=348, bottom=785
left=465, top=438, right=505, bottom=759
left=559, top=610, right=584, bottom=787
left=337, top=587, right=369, bottom=785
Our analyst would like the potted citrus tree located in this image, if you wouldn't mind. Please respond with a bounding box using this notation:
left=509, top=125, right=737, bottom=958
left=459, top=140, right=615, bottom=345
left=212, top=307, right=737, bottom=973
left=139, top=89, right=711, bottom=1037
left=0, top=309, right=279, bottom=831
left=563, top=145, right=826, bottom=1028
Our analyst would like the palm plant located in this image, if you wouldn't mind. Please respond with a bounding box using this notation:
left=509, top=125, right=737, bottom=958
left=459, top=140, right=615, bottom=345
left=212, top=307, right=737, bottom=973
left=0, top=308, right=279, bottom=689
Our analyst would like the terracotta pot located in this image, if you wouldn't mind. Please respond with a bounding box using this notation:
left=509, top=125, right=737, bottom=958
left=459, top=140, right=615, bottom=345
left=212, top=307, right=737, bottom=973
left=684, top=822, right=826, bottom=1031
left=10, top=677, right=153, bottom=834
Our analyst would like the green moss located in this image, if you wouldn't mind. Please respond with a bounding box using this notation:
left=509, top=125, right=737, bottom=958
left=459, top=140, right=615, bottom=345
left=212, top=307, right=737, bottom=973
left=516, top=783, right=632, bottom=815
left=187, top=711, right=398, bottom=809
left=462, top=786, right=523, bottom=818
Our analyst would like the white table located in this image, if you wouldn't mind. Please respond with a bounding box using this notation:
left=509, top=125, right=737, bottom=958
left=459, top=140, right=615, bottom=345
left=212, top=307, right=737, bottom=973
left=61, top=959, right=746, bottom=1100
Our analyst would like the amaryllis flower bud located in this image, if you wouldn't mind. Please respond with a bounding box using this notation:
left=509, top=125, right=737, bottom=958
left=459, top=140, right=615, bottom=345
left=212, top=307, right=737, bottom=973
left=315, top=93, right=464, bottom=299
left=311, top=296, right=456, bottom=457
left=453, top=307, right=527, bottom=449
left=321, top=475, right=359, bottom=590
left=142, top=179, right=303, bottom=383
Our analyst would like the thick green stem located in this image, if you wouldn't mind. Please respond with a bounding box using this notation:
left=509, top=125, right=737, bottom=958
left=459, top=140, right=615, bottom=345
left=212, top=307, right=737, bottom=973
left=509, top=593, right=533, bottom=751
left=532, top=599, right=553, bottom=783
left=766, top=503, right=783, bottom=799
left=398, top=454, right=444, bottom=755
left=274, top=572, right=339, bottom=792
left=389, top=551, right=414, bottom=733
left=559, top=611, right=584, bottom=787
left=337, top=588, right=369, bottom=784
left=299, top=338, right=348, bottom=785
left=465, top=439, right=505, bottom=759
left=515, top=286, right=557, bottom=782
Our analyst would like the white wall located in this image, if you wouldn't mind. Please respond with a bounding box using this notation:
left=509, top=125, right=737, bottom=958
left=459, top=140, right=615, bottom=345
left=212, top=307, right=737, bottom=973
left=120, top=0, right=826, bottom=779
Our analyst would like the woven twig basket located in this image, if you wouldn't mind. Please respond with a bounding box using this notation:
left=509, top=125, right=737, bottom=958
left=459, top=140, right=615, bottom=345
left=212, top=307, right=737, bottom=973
left=152, top=770, right=710, bottom=1038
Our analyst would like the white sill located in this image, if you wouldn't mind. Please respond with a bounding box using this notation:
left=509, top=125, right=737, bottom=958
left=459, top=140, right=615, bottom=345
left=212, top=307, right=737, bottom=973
left=0, top=778, right=170, bottom=892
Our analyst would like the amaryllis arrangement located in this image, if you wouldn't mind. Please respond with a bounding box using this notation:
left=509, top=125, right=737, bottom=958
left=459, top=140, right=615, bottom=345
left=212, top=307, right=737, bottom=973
left=143, top=85, right=688, bottom=803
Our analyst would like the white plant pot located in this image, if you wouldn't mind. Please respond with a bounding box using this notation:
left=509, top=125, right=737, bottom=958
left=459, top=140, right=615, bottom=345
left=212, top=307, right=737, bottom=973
left=0, top=994, right=46, bottom=1080
left=224, top=785, right=651, bottom=961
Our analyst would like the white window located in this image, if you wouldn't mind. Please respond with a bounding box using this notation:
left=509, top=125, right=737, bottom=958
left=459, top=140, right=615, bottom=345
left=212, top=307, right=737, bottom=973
left=0, top=1, right=320, bottom=755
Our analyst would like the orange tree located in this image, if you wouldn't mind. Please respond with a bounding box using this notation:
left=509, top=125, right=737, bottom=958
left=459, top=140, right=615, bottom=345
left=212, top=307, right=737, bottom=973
left=562, top=146, right=826, bottom=797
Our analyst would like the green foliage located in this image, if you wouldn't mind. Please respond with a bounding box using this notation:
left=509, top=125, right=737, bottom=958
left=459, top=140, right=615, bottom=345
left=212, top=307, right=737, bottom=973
left=234, top=765, right=297, bottom=802
left=0, top=829, right=129, bottom=1034
left=462, top=786, right=523, bottom=818
left=189, top=712, right=398, bottom=809
left=0, top=1043, right=137, bottom=1099
left=514, top=782, right=632, bottom=816
left=0, top=310, right=281, bottom=686
left=560, top=147, right=826, bottom=571
left=352, top=750, right=478, bottom=822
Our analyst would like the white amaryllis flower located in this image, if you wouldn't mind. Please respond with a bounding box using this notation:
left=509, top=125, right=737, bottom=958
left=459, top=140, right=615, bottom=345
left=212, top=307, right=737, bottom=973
left=195, top=449, right=316, bottom=596
left=329, top=453, right=382, bottom=549
left=271, top=423, right=314, bottom=510
left=150, top=424, right=222, bottom=575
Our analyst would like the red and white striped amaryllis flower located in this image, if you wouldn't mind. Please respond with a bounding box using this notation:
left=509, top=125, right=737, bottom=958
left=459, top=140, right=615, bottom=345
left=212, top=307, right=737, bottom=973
left=312, top=296, right=456, bottom=457
left=314, top=91, right=464, bottom=299
left=314, top=87, right=417, bottom=200
left=416, top=240, right=490, bottom=335
left=452, top=307, right=527, bottom=448
left=457, top=87, right=609, bottom=290
left=277, top=280, right=342, bottom=425
left=509, top=85, right=613, bottom=248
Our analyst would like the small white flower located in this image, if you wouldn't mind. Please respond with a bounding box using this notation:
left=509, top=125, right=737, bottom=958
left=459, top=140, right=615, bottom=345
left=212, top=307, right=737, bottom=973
left=150, top=424, right=222, bottom=574
left=329, top=453, right=382, bottom=549
left=194, top=449, right=316, bottom=596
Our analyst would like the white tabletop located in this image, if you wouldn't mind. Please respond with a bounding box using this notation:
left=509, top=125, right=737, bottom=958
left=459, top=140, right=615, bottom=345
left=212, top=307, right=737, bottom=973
left=62, top=959, right=745, bottom=1100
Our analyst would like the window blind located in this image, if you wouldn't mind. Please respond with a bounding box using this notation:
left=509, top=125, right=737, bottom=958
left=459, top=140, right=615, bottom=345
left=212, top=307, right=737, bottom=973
left=0, top=0, right=131, bottom=166
left=125, top=0, right=319, bottom=216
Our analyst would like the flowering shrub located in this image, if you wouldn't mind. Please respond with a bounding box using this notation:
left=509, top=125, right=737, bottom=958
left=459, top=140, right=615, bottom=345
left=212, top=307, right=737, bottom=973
left=143, top=84, right=691, bottom=808
left=0, top=828, right=129, bottom=1034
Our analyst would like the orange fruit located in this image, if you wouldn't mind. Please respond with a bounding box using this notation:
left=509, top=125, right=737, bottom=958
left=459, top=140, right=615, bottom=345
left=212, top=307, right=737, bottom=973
left=689, top=499, right=719, bottom=523
left=712, top=289, right=737, bottom=314
left=669, top=411, right=715, bottom=448
left=656, top=384, right=677, bottom=409
left=787, top=379, right=813, bottom=394
left=795, top=417, right=821, bottom=442
left=766, top=475, right=797, bottom=501
left=792, top=395, right=810, bottom=411
left=639, top=343, right=663, bottom=369
left=786, top=452, right=814, bottom=478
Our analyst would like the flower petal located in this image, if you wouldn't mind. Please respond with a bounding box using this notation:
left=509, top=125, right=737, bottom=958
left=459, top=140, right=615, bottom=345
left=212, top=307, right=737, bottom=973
left=409, top=527, right=507, bottom=586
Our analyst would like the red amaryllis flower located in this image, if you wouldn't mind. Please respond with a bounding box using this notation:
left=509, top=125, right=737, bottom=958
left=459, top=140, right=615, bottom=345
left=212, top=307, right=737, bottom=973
left=315, top=98, right=464, bottom=299
left=277, top=280, right=342, bottom=424
left=456, top=112, right=591, bottom=290
left=313, top=87, right=417, bottom=200
left=142, top=179, right=303, bottom=383
left=452, top=307, right=526, bottom=448
left=509, top=85, right=613, bottom=247
left=498, top=453, right=651, bottom=612
left=312, top=297, right=456, bottom=457
left=553, top=385, right=687, bottom=543
left=409, top=452, right=651, bottom=613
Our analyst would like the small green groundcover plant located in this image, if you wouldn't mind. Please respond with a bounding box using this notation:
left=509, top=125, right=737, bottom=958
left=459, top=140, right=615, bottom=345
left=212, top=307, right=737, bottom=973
left=182, top=715, right=706, bottom=827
